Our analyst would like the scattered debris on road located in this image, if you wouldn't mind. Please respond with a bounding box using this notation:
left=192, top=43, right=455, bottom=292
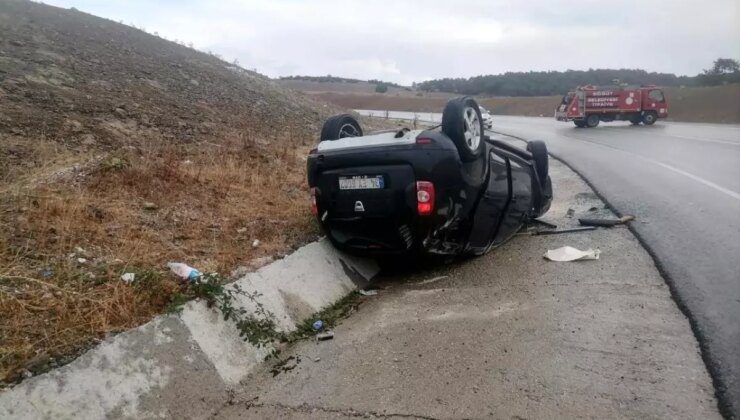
left=270, top=356, right=301, bottom=377
left=535, top=226, right=597, bottom=235
left=579, top=215, right=635, bottom=227
left=544, top=246, right=601, bottom=261
left=359, top=289, right=378, bottom=296
left=312, top=320, right=324, bottom=331
left=316, top=331, right=335, bottom=341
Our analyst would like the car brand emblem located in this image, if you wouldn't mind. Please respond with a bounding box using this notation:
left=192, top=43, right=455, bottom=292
left=354, top=201, right=365, bottom=212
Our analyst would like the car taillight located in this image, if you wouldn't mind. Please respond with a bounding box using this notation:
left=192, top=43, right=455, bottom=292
left=416, top=137, right=434, bottom=145
left=416, top=181, right=435, bottom=216
left=310, top=187, right=318, bottom=216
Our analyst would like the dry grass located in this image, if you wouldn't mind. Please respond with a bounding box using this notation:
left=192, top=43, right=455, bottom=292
left=0, top=129, right=322, bottom=384
left=0, top=112, right=401, bottom=385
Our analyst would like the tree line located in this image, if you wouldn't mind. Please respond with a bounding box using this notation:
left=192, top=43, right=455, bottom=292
left=280, top=75, right=403, bottom=88
left=415, top=59, right=739, bottom=96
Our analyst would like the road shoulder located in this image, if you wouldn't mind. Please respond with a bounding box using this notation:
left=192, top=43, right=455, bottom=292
left=215, top=152, right=720, bottom=419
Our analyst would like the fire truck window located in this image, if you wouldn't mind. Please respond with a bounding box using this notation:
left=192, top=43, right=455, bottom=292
left=649, top=90, right=665, bottom=102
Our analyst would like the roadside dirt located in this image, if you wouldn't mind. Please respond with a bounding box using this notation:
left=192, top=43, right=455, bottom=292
left=0, top=0, right=398, bottom=384
left=213, top=137, right=719, bottom=419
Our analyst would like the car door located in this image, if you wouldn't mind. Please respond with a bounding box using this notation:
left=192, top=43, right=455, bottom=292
left=465, top=150, right=510, bottom=253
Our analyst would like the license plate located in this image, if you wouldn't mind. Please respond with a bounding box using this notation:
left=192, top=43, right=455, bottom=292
left=338, top=175, right=384, bottom=190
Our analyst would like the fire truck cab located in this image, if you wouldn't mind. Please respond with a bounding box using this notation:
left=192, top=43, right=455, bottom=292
left=555, top=85, right=668, bottom=127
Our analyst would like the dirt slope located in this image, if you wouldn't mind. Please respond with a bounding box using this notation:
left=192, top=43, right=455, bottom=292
left=0, top=0, right=356, bottom=384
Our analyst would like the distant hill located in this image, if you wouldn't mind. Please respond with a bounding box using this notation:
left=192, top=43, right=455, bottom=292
left=278, top=77, right=411, bottom=95
left=415, top=68, right=739, bottom=97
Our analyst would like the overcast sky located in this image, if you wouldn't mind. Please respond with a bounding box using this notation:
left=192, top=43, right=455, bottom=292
left=43, top=0, right=740, bottom=85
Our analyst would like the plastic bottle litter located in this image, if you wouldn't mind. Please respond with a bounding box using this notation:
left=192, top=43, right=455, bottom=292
left=312, top=320, right=324, bottom=331
left=167, top=262, right=202, bottom=281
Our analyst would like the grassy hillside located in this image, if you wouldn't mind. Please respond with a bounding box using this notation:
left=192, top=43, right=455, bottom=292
left=309, top=85, right=740, bottom=123
left=0, top=0, right=371, bottom=384
left=278, top=78, right=411, bottom=95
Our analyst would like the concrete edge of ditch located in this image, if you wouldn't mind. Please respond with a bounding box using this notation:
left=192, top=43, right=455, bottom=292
left=0, top=238, right=379, bottom=419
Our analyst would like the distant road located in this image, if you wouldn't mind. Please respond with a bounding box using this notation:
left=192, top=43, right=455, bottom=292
left=358, top=110, right=740, bottom=416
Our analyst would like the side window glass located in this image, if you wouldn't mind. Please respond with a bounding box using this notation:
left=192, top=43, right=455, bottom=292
left=649, top=90, right=665, bottom=102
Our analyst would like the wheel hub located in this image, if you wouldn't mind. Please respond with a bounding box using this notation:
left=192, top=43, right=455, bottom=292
left=462, top=107, right=481, bottom=151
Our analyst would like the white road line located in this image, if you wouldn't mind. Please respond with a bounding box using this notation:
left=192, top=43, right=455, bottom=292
left=565, top=133, right=740, bottom=202
left=663, top=134, right=740, bottom=147
left=646, top=159, right=740, bottom=201
left=492, top=125, right=740, bottom=202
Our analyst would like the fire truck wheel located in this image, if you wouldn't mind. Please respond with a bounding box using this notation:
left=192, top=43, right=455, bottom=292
left=642, top=112, right=657, bottom=125
left=585, top=114, right=600, bottom=128
left=573, top=120, right=586, bottom=128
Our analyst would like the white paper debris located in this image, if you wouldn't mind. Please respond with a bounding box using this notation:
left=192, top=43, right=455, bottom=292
left=544, top=246, right=600, bottom=262
left=120, top=272, right=136, bottom=283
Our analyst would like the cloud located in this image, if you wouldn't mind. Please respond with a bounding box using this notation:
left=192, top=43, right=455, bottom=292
left=42, top=0, right=740, bottom=84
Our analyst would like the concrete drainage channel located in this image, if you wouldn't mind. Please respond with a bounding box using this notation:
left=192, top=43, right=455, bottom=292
left=0, top=240, right=379, bottom=419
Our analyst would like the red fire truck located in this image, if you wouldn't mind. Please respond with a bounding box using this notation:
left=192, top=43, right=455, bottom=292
left=555, top=85, right=668, bottom=127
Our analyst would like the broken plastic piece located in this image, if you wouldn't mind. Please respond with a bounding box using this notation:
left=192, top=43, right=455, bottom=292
left=312, top=320, right=324, bottom=331
left=535, top=226, right=596, bottom=235
left=544, top=246, right=600, bottom=262
left=359, top=289, right=378, bottom=296
left=316, top=331, right=334, bottom=341
left=579, top=215, right=635, bottom=227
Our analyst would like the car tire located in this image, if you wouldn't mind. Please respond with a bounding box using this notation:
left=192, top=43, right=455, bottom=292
left=320, top=114, right=363, bottom=140
left=642, top=111, right=657, bottom=125
left=527, top=140, right=549, bottom=187
left=442, top=97, right=485, bottom=162
left=585, top=114, right=600, bottom=128
left=573, top=120, right=586, bottom=128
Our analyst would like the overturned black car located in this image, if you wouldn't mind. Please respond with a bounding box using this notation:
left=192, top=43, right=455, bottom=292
left=306, top=97, right=552, bottom=256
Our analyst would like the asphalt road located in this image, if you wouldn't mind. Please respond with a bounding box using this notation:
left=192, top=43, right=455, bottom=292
left=489, top=116, right=740, bottom=417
